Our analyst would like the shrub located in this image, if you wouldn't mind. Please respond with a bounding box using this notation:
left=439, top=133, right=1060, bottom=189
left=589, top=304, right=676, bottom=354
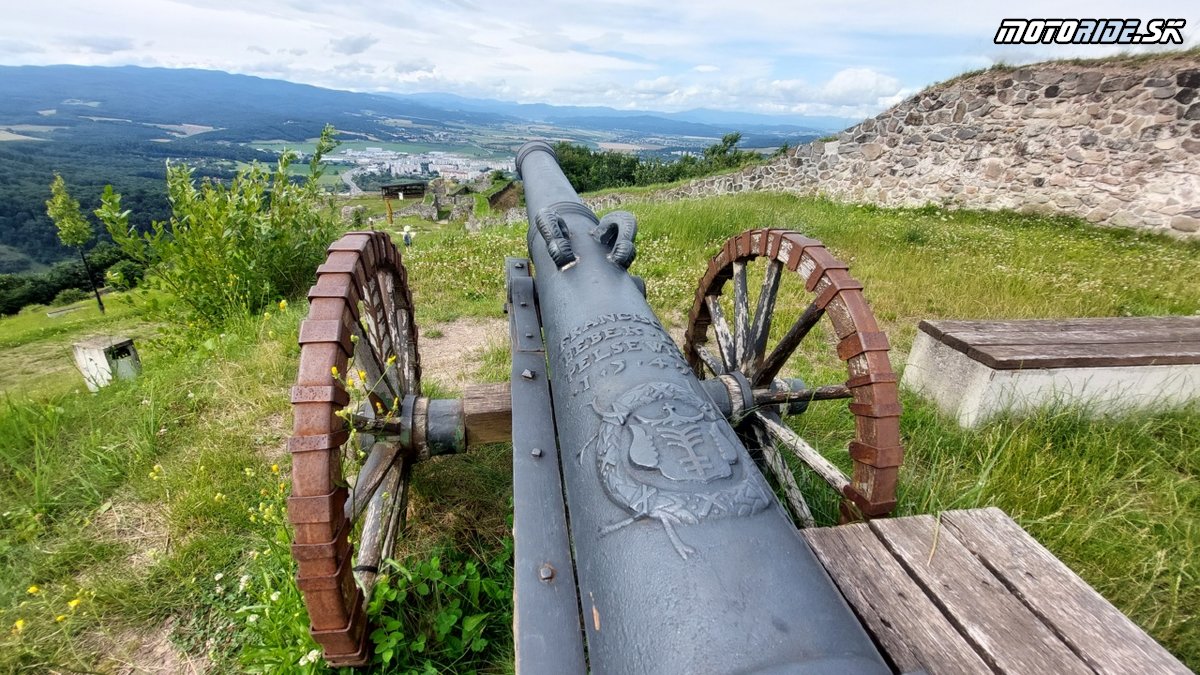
left=104, top=259, right=144, bottom=291
left=51, top=287, right=89, bottom=306
left=99, top=125, right=343, bottom=329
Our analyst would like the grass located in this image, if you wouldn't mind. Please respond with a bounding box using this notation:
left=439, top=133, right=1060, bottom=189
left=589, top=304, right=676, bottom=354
left=0, top=192, right=1197, bottom=670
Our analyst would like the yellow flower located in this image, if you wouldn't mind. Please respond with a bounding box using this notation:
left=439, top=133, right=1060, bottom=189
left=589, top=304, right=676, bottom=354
left=27, top=585, right=39, bottom=595
left=330, top=366, right=339, bottom=378
left=263, top=312, right=271, bottom=320
left=357, top=369, right=367, bottom=383
left=278, top=299, right=288, bottom=311
left=270, top=464, right=280, bottom=474
left=68, top=598, right=81, bottom=610
left=55, top=615, right=66, bottom=623
left=11, top=619, right=24, bottom=634
left=386, top=355, right=397, bottom=366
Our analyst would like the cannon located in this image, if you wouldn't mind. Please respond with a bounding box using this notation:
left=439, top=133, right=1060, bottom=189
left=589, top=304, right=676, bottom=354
left=288, top=141, right=905, bottom=671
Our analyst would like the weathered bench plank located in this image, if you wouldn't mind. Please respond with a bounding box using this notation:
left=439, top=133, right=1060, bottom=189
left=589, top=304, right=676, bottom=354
left=942, top=508, right=1190, bottom=675
left=919, top=317, right=1200, bottom=369
left=802, top=508, right=1190, bottom=674
left=871, top=514, right=1089, bottom=674
left=803, top=523, right=991, bottom=673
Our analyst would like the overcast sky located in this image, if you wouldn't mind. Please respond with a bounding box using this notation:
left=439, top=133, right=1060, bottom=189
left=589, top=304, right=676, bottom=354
left=2, top=1, right=1197, bottom=118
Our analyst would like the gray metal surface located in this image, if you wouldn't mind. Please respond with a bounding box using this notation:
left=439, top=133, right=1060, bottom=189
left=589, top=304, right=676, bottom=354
left=516, top=141, right=890, bottom=674
left=506, top=257, right=587, bottom=675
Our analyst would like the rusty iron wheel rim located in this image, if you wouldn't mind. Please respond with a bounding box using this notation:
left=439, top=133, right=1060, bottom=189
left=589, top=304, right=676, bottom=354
left=289, top=231, right=421, bottom=666
left=682, top=229, right=902, bottom=521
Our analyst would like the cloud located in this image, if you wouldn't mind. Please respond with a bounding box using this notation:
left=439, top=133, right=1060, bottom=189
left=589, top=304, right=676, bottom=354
left=328, top=34, right=378, bottom=56
left=75, top=35, right=135, bottom=54
left=0, top=39, right=43, bottom=54
left=246, top=45, right=270, bottom=55
left=819, top=68, right=903, bottom=105
left=693, top=64, right=719, bottom=73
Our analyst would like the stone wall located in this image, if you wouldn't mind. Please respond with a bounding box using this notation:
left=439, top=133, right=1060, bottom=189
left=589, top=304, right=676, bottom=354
left=552, top=55, right=1200, bottom=238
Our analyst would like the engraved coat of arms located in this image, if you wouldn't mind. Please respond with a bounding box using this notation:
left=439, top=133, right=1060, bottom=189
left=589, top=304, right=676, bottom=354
left=583, top=381, right=772, bottom=558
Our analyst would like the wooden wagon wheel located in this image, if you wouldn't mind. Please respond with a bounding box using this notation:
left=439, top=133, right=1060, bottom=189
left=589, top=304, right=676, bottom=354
left=289, top=231, right=421, bottom=666
left=682, top=229, right=902, bottom=524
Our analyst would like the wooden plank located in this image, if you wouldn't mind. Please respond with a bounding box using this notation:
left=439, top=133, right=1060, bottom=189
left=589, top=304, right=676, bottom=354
left=463, top=382, right=512, bottom=445
left=921, top=316, right=1200, bottom=341
left=803, top=524, right=992, bottom=674
left=971, top=342, right=1200, bottom=369
left=938, top=327, right=1200, bottom=348
left=870, top=515, right=1090, bottom=674
left=941, top=508, right=1191, bottom=675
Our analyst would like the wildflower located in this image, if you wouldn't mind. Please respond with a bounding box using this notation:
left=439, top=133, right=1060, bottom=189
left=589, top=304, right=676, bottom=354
left=11, top=619, right=24, bottom=634
left=55, top=615, right=66, bottom=623
left=386, top=355, right=397, bottom=366
left=238, top=575, right=251, bottom=592
left=214, top=572, right=224, bottom=582
left=270, top=464, right=280, bottom=474
left=298, top=649, right=321, bottom=666
left=357, top=369, right=367, bottom=383
left=68, top=598, right=81, bottom=610
left=215, top=586, right=225, bottom=595
left=330, top=366, right=339, bottom=378
left=153, top=464, right=163, bottom=473
left=27, top=585, right=39, bottom=595
left=246, top=614, right=259, bottom=624
left=268, top=330, right=275, bottom=339
left=263, top=312, right=271, bottom=320
left=278, top=299, right=288, bottom=311
left=270, top=591, right=281, bottom=603
left=213, top=493, right=227, bottom=503
left=244, top=467, right=255, bottom=477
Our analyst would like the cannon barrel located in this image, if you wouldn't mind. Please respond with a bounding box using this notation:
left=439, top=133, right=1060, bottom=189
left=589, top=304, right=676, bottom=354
left=516, top=141, right=889, bottom=674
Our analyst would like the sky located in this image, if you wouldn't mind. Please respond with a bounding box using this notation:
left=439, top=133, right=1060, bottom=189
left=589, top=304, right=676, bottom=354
left=1, top=1, right=1198, bottom=119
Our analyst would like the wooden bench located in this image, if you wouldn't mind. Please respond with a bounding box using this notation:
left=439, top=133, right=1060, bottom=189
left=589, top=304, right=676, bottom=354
left=802, top=508, right=1189, bottom=674
left=902, top=317, right=1200, bottom=427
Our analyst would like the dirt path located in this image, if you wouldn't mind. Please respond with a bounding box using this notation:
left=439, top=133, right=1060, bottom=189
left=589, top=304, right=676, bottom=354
left=419, top=317, right=508, bottom=390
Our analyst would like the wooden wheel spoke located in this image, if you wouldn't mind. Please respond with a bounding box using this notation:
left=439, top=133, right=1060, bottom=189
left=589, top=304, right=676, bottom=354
left=348, top=441, right=404, bottom=522
left=755, top=299, right=824, bottom=386
left=352, top=320, right=396, bottom=411
left=732, top=261, right=750, bottom=369
left=704, top=295, right=737, bottom=371
left=744, top=260, right=782, bottom=376
left=696, top=344, right=727, bottom=376
left=751, top=384, right=853, bottom=408
left=754, top=411, right=850, bottom=495
left=354, top=461, right=409, bottom=601
left=746, top=415, right=815, bottom=528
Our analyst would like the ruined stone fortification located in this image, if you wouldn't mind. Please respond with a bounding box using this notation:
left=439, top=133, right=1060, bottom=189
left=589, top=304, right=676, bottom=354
left=578, top=55, right=1200, bottom=238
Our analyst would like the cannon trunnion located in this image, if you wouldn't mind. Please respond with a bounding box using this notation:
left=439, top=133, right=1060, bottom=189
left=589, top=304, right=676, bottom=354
left=288, top=141, right=904, bottom=671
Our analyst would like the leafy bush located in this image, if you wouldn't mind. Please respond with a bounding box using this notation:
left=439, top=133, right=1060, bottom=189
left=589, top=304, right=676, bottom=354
left=99, top=125, right=343, bottom=329
left=104, top=259, right=144, bottom=291
left=50, top=287, right=89, bottom=306
left=365, top=543, right=513, bottom=673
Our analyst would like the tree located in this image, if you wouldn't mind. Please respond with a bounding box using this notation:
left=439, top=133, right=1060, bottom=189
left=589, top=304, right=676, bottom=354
left=45, top=174, right=104, bottom=313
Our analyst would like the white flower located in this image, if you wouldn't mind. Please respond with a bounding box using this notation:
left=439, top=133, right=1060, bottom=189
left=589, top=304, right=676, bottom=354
left=246, top=614, right=259, bottom=624
left=298, top=649, right=321, bottom=666
left=213, top=572, right=224, bottom=582
left=270, top=591, right=281, bottom=603
left=238, top=574, right=251, bottom=592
